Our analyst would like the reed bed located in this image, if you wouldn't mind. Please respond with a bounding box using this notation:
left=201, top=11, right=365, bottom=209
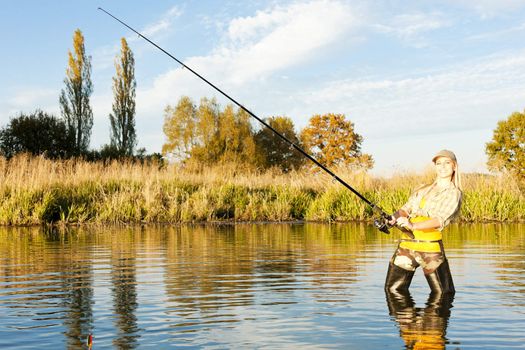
left=0, top=154, right=522, bottom=225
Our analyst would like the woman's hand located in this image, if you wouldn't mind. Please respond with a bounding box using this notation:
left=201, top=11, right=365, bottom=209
left=396, top=217, right=414, bottom=231
left=387, top=215, right=397, bottom=226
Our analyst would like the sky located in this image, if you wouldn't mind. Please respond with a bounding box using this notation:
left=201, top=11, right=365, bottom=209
left=1, top=0, right=525, bottom=176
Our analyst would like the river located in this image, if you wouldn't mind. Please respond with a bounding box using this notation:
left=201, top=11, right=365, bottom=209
left=0, top=223, right=523, bottom=349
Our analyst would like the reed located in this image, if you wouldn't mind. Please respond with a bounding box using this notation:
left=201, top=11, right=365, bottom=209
left=0, top=154, right=522, bottom=225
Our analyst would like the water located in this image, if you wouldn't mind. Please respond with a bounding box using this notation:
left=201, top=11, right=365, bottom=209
left=0, top=223, right=523, bottom=349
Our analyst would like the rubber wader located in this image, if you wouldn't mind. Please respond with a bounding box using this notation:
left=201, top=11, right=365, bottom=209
left=384, top=262, right=415, bottom=294
left=425, top=258, right=455, bottom=295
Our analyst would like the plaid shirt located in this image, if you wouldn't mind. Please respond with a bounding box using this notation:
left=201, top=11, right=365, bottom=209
left=401, top=182, right=462, bottom=231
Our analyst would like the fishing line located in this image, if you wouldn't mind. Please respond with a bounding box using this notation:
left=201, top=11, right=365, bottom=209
left=98, top=7, right=408, bottom=236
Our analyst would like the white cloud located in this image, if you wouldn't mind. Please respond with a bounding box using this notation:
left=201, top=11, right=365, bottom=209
left=373, top=12, right=451, bottom=47
left=280, top=49, right=525, bottom=174
left=138, top=5, right=182, bottom=38
left=132, top=0, right=362, bottom=151
left=302, top=51, right=525, bottom=136
left=92, top=44, right=118, bottom=72
left=2, top=88, right=59, bottom=117
left=90, top=92, right=114, bottom=146
left=466, top=21, right=525, bottom=41
left=136, top=0, right=359, bottom=108
left=9, top=88, right=56, bottom=108
left=93, top=5, right=183, bottom=72
left=218, top=0, right=359, bottom=84
left=449, top=0, right=525, bottom=18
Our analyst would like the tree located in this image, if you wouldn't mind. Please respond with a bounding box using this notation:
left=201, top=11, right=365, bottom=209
left=215, top=105, right=257, bottom=164
left=162, top=97, right=258, bottom=167
left=254, top=116, right=304, bottom=171
left=300, top=113, right=373, bottom=170
left=0, top=110, right=73, bottom=159
left=162, top=96, right=197, bottom=160
left=190, top=97, right=221, bottom=163
left=109, top=38, right=137, bottom=156
left=59, top=29, right=93, bottom=155
left=486, top=111, right=525, bottom=179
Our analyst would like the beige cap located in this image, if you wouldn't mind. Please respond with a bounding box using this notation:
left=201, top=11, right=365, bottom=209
left=432, top=149, right=457, bottom=163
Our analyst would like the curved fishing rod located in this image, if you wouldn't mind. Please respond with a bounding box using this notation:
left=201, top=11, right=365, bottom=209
left=98, top=7, right=407, bottom=236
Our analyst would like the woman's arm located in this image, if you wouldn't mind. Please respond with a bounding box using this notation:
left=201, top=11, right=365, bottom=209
left=393, top=209, right=409, bottom=219
left=396, top=217, right=441, bottom=231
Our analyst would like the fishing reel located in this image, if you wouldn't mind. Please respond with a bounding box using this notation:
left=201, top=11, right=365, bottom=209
left=374, top=213, right=415, bottom=238
left=373, top=214, right=392, bottom=234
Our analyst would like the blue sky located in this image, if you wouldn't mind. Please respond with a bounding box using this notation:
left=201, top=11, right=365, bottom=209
left=1, top=0, right=525, bottom=175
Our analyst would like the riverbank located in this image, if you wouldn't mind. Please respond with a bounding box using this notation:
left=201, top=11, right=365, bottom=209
left=0, top=154, right=523, bottom=225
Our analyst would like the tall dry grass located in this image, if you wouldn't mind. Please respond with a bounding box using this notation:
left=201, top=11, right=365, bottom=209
left=0, top=154, right=522, bottom=225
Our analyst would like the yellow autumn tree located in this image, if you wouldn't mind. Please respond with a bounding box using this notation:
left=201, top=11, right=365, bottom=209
left=162, top=96, right=197, bottom=160
left=300, top=113, right=373, bottom=170
left=190, top=97, right=221, bottom=163
left=216, top=105, right=257, bottom=164
left=162, top=97, right=258, bottom=166
left=59, top=29, right=93, bottom=155
left=109, top=38, right=137, bottom=156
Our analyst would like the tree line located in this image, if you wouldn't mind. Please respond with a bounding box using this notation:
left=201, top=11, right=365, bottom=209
left=0, top=28, right=374, bottom=171
left=0, top=29, right=522, bottom=180
left=161, top=96, right=374, bottom=171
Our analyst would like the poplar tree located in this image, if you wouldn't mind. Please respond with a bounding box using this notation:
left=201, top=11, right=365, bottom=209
left=59, top=29, right=93, bottom=155
left=109, top=38, right=137, bottom=156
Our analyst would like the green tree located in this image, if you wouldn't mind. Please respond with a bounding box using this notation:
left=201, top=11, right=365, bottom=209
left=0, top=110, right=73, bottom=159
left=162, top=96, right=197, bottom=160
left=254, top=116, right=304, bottom=171
left=109, top=38, right=137, bottom=156
left=486, top=110, right=525, bottom=179
left=59, top=29, right=93, bottom=155
left=300, top=113, right=373, bottom=170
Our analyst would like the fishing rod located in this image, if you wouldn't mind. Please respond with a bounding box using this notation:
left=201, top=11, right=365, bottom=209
left=98, top=7, right=409, bottom=236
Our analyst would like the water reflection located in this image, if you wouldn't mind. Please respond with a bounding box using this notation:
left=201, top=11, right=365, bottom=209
left=386, top=291, right=454, bottom=349
left=0, top=223, right=524, bottom=348
left=0, top=226, right=95, bottom=349
left=111, top=228, right=140, bottom=349
left=61, top=251, right=94, bottom=349
left=162, top=224, right=364, bottom=314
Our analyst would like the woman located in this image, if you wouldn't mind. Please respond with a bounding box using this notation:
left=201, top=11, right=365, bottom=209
left=385, top=150, right=462, bottom=295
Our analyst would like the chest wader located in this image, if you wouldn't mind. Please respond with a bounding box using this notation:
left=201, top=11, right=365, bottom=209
left=385, top=217, right=455, bottom=295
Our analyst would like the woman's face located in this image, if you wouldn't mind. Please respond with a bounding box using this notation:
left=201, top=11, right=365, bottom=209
left=434, top=156, right=455, bottom=180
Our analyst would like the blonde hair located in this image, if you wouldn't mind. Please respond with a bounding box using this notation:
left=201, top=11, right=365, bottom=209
left=452, top=160, right=462, bottom=190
